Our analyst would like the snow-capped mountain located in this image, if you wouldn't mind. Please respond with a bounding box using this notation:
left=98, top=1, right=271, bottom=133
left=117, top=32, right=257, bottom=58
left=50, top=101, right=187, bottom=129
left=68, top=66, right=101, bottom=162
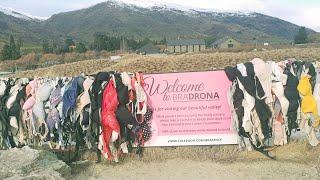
left=106, top=0, right=256, bottom=17
left=0, top=0, right=316, bottom=46
left=314, top=26, right=320, bottom=32
left=0, top=0, right=261, bottom=23
left=42, top=0, right=310, bottom=43
left=0, top=6, right=47, bottom=21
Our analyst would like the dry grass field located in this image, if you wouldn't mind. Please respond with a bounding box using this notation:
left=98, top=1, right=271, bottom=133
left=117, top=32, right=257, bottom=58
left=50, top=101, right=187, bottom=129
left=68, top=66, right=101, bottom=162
left=0, top=50, right=111, bottom=72
left=9, top=47, right=320, bottom=78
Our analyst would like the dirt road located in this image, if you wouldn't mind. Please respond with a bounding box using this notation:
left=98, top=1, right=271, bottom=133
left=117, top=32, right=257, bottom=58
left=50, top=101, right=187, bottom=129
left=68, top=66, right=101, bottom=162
left=71, top=141, right=320, bottom=180
left=73, top=159, right=319, bottom=180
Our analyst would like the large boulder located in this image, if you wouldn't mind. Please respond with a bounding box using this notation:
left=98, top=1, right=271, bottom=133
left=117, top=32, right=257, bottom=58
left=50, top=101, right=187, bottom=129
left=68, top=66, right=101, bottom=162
left=0, top=146, right=70, bottom=179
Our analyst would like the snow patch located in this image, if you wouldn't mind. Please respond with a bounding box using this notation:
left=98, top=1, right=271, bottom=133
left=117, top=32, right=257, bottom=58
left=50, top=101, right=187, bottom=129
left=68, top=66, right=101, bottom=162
left=107, top=0, right=256, bottom=17
left=0, top=6, right=48, bottom=21
left=0, top=1, right=257, bottom=21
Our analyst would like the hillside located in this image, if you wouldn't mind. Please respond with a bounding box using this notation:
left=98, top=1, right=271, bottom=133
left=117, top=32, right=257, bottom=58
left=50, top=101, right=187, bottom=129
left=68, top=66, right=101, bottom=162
left=0, top=11, right=51, bottom=46
left=0, top=1, right=316, bottom=47
left=43, top=1, right=314, bottom=44
left=309, top=33, right=320, bottom=43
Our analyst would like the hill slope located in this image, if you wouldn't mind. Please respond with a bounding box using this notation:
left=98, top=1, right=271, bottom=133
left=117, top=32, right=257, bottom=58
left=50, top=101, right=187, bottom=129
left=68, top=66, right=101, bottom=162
left=43, top=1, right=315, bottom=44
left=0, top=1, right=316, bottom=46
left=0, top=10, right=54, bottom=47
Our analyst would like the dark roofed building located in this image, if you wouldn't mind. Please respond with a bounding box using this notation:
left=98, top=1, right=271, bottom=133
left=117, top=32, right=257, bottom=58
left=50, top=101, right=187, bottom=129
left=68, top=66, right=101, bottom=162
left=167, top=39, right=206, bottom=53
left=137, top=43, right=161, bottom=55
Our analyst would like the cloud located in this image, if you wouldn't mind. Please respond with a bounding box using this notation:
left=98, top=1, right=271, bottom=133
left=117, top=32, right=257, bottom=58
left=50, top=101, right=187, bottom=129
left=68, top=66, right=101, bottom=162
left=256, top=0, right=320, bottom=31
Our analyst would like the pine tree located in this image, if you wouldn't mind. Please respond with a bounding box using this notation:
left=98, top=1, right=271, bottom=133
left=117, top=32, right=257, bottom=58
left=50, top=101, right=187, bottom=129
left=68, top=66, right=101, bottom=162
left=17, top=38, right=23, bottom=49
left=93, top=33, right=106, bottom=51
left=9, top=35, right=21, bottom=60
left=49, top=40, right=58, bottom=54
left=75, top=42, right=87, bottom=53
left=294, top=27, right=308, bottom=44
left=1, top=44, right=11, bottom=60
left=1, top=35, right=21, bottom=60
left=42, top=40, right=50, bottom=53
left=9, top=35, right=15, bottom=59
left=160, top=37, right=167, bottom=45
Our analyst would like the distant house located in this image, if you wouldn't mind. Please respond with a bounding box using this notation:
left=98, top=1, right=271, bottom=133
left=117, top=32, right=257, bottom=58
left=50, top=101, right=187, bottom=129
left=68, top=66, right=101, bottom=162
left=69, top=45, right=77, bottom=51
left=212, top=37, right=241, bottom=49
left=167, top=39, right=206, bottom=53
left=110, top=56, right=122, bottom=61
left=137, top=43, right=161, bottom=55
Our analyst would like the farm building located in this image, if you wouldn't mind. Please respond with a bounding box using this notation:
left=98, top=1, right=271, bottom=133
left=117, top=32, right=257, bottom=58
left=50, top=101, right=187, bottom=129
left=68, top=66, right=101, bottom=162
left=137, top=43, right=161, bottom=55
left=212, top=37, right=241, bottom=49
left=167, top=39, right=206, bottom=53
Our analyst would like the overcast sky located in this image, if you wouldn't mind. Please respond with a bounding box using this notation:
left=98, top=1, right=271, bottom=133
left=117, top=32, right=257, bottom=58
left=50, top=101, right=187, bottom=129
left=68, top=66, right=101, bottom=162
left=1, top=0, right=319, bottom=31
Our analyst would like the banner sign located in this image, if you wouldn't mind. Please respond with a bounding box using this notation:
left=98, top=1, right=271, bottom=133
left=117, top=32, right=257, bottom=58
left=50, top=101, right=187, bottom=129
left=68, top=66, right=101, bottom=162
left=143, top=71, right=238, bottom=146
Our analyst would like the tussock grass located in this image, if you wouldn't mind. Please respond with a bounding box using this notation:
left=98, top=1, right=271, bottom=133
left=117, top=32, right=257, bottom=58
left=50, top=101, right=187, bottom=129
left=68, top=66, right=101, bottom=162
left=9, top=47, right=320, bottom=78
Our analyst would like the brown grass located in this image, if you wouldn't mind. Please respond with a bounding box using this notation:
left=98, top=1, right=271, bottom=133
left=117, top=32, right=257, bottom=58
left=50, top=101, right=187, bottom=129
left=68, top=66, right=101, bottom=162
left=77, top=141, right=320, bottom=165
left=12, top=59, right=117, bottom=78
left=0, top=53, right=38, bottom=71
left=0, top=51, right=111, bottom=72
left=9, top=47, right=320, bottom=78
left=99, top=47, right=320, bottom=74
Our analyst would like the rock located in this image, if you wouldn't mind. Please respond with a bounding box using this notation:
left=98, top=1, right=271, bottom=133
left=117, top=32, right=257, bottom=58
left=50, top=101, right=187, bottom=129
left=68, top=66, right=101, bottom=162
left=0, top=146, right=70, bottom=179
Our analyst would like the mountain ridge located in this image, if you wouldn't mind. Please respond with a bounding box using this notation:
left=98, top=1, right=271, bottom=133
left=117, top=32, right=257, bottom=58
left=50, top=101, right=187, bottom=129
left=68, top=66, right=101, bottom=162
left=0, top=1, right=316, bottom=47
left=0, top=6, right=47, bottom=21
